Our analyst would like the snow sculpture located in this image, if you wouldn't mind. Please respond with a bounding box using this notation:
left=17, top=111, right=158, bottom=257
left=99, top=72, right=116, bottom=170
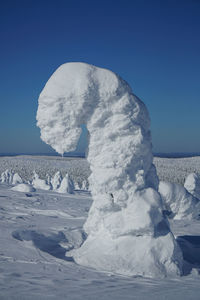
left=37, top=62, right=183, bottom=277
left=159, top=181, right=199, bottom=220
left=184, top=173, right=200, bottom=200
left=57, top=174, right=74, bottom=194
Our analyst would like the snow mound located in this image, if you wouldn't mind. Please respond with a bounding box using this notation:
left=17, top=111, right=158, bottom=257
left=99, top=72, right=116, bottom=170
left=32, top=171, right=50, bottom=191
left=184, top=173, right=200, bottom=200
left=159, top=181, right=199, bottom=220
left=11, top=183, right=36, bottom=193
left=37, top=62, right=183, bottom=277
left=57, top=174, right=74, bottom=194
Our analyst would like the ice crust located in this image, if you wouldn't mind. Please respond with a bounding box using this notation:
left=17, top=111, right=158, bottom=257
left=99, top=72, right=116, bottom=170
left=159, top=181, right=199, bottom=220
left=37, top=62, right=183, bottom=277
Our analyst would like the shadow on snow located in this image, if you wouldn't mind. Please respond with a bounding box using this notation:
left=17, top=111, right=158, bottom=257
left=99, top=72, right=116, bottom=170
left=177, top=235, right=200, bottom=275
left=12, top=230, right=74, bottom=262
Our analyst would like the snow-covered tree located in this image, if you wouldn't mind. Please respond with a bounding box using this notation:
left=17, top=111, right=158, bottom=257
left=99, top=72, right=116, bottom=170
left=37, top=62, right=183, bottom=277
left=184, top=173, right=200, bottom=200
left=12, top=173, right=23, bottom=185
left=57, top=174, right=74, bottom=194
left=159, top=181, right=199, bottom=219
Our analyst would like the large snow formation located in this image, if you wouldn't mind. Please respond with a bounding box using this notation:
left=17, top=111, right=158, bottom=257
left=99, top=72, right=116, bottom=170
left=37, top=62, right=183, bottom=277
left=159, top=181, right=199, bottom=220
left=184, top=173, right=200, bottom=200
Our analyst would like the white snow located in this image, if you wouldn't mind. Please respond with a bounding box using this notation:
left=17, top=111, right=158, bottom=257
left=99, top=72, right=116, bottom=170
left=37, top=62, right=183, bottom=277
left=159, top=181, right=200, bottom=220
left=11, top=183, right=36, bottom=193
left=1, top=156, right=200, bottom=299
left=0, top=160, right=200, bottom=299
left=184, top=173, right=200, bottom=200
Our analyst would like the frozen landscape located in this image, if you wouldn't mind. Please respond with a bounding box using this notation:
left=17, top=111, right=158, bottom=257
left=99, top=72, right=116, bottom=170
left=1, top=155, right=200, bottom=299
left=1, top=60, right=200, bottom=298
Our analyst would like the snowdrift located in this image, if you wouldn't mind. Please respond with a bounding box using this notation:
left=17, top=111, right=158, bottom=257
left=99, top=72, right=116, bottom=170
left=37, top=62, right=183, bottom=277
left=11, top=183, right=35, bottom=193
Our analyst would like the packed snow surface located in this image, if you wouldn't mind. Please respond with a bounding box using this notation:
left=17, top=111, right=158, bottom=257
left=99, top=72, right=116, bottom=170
left=37, top=62, right=182, bottom=277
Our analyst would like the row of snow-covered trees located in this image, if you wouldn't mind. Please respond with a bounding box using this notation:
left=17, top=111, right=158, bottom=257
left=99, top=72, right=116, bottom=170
left=1, top=167, right=200, bottom=221
left=0, top=169, right=89, bottom=193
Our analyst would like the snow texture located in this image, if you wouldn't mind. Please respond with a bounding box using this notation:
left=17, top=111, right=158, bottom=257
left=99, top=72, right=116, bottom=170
left=159, top=181, right=200, bottom=220
left=184, top=173, right=200, bottom=200
left=37, top=62, right=183, bottom=277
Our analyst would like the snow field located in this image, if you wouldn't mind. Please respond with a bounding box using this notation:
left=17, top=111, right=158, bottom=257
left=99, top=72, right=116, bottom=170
left=1, top=181, right=200, bottom=299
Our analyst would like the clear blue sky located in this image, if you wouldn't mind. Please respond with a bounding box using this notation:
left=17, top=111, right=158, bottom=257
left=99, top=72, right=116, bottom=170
left=0, top=0, right=200, bottom=155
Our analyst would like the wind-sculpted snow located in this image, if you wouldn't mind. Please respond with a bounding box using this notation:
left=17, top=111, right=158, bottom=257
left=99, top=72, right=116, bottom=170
left=159, top=181, right=200, bottom=220
left=37, top=62, right=183, bottom=277
left=184, top=173, right=200, bottom=200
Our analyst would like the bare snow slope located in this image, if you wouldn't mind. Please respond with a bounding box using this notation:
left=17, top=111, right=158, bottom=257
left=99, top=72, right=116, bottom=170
left=0, top=182, right=200, bottom=299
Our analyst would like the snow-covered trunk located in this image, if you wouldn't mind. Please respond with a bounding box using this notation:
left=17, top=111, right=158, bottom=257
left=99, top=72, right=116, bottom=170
left=36, top=62, right=183, bottom=277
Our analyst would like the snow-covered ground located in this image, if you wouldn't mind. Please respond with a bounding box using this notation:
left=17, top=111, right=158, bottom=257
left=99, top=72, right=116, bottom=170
left=1, top=155, right=200, bottom=299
